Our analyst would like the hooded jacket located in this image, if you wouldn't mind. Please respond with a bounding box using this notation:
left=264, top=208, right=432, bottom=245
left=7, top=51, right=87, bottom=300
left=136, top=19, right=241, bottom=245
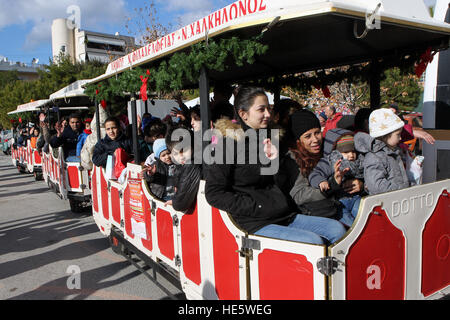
left=276, top=150, right=328, bottom=206
left=92, top=132, right=133, bottom=168
left=172, top=163, right=202, bottom=213
left=80, top=106, right=109, bottom=170
left=50, top=126, right=83, bottom=158
left=144, top=158, right=177, bottom=201
left=354, top=131, right=410, bottom=195
left=205, top=119, right=294, bottom=234
left=308, top=128, right=364, bottom=197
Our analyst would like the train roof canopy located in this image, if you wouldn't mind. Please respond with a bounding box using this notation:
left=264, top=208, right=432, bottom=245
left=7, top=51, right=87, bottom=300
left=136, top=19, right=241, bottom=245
left=86, top=0, right=450, bottom=86
left=7, top=100, right=50, bottom=115
left=49, top=79, right=92, bottom=107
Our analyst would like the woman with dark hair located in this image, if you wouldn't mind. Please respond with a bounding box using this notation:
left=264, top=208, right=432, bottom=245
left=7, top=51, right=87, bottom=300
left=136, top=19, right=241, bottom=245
left=205, top=87, right=345, bottom=245
left=92, top=116, right=133, bottom=168
left=276, top=109, right=363, bottom=229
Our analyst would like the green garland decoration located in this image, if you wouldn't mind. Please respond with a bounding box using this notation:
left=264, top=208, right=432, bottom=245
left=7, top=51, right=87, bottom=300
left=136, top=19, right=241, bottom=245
left=85, top=36, right=425, bottom=102
left=85, top=36, right=269, bottom=101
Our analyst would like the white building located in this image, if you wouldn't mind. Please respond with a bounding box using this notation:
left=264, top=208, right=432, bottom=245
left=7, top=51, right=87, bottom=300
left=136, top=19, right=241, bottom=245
left=51, top=18, right=136, bottom=64
left=0, top=56, right=43, bottom=81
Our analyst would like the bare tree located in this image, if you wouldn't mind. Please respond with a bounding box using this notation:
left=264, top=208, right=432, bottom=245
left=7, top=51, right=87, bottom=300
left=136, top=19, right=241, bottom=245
left=125, top=0, right=178, bottom=45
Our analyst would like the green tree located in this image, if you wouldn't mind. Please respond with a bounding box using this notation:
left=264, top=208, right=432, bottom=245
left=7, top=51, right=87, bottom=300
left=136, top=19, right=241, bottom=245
left=0, top=54, right=106, bottom=128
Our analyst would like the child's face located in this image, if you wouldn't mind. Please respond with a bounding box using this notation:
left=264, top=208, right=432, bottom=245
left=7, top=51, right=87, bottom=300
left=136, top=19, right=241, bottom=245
left=385, top=128, right=402, bottom=148
left=191, top=114, right=201, bottom=132
left=171, top=147, right=192, bottom=165
left=159, top=150, right=173, bottom=165
left=341, top=151, right=356, bottom=161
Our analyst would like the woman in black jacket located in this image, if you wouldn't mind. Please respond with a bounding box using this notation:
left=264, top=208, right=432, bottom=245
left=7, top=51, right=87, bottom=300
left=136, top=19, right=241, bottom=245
left=92, top=117, right=133, bottom=168
left=205, top=87, right=345, bottom=245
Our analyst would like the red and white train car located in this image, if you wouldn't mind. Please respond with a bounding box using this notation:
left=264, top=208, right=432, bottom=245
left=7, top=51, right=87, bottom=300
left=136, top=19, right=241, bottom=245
left=85, top=0, right=450, bottom=300
left=90, top=163, right=449, bottom=300
left=8, top=99, right=49, bottom=177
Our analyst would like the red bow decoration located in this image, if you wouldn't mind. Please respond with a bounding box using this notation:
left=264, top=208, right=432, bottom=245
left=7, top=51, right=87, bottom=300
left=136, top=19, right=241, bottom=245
left=322, top=86, right=331, bottom=98
left=95, top=88, right=107, bottom=109
left=415, top=47, right=436, bottom=78
left=314, top=83, right=331, bottom=98
left=140, top=70, right=151, bottom=101
left=19, top=118, right=22, bottom=123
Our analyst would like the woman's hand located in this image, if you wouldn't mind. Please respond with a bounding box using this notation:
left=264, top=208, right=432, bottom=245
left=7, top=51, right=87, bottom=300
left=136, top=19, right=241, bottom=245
left=413, top=128, right=435, bottom=145
left=343, top=178, right=364, bottom=194
left=164, top=200, right=173, bottom=207
left=55, top=122, right=64, bottom=137
left=263, top=138, right=278, bottom=160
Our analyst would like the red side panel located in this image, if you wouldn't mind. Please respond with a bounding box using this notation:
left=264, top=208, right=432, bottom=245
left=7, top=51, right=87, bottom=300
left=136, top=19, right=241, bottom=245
left=345, top=206, right=406, bottom=300
left=92, top=167, right=98, bottom=213
left=34, top=151, right=41, bottom=164
left=123, top=186, right=134, bottom=239
left=140, top=198, right=153, bottom=252
left=111, top=187, right=121, bottom=225
left=181, top=204, right=201, bottom=285
left=258, top=250, right=314, bottom=300
left=100, top=169, right=109, bottom=220
left=156, top=208, right=175, bottom=261
left=422, top=190, right=450, bottom=297
left=67, top=166, right=80, bottom=189
left=212, top=208, right=240, bottom=300
left=53, top=159, right=57, bottom=181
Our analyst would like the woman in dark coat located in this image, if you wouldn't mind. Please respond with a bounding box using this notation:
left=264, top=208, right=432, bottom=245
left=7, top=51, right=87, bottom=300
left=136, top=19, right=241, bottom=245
left=205, top=87, right=345, bottom=245
left=92, top=117, right=133, bottom=168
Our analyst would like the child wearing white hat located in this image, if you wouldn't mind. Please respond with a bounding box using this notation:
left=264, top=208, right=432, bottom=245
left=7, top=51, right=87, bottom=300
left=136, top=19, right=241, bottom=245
left=354, top=108, right=417, bottom=195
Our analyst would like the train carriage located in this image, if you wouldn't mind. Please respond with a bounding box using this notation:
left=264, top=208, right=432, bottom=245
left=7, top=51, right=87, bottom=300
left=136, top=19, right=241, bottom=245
left=3, top=0, right=447, bottom=300
left=42, top=80, right=93, bottom=212
left=84, top=0, right=450, bottom=300
left=8, top=99, right=49, bottom=176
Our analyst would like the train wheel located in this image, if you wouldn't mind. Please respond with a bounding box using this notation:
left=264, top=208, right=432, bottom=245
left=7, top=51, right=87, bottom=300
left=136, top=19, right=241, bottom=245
left=109, top=234, right=127, bottom=256
left=34, top=172, right=43, bottom=181
left=69, top=199, right=84, bottom=213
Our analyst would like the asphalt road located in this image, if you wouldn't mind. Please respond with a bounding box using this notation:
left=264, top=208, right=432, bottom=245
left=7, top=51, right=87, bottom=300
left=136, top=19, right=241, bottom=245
left=0, top=153, right=183, bottom=300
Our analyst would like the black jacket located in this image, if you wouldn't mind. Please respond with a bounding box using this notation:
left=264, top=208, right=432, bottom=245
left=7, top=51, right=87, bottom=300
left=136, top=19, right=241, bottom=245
left=144, top=158, right=176, bottom=200
left=92, top=132, right=133, bottom=168
left=172, top=163, right=202, bottom=213
left=204, top=119, right=294, bottom=234
left=50, top=126, right=83, bottom=158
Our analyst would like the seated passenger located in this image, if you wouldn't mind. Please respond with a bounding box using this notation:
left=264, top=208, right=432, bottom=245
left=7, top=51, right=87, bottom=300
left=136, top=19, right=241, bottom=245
left=205, top=87, right=346, bottom=245
left=76, top=118, right=92, bottom=157
left=308, top=129, right=364, bottom=227
left=165, top=126, right=202, bottom=212
left=30, top=127, right=40, bottom=149
left=16, top=126, right=29, bottom=147
left=190, top=105, right=201, bottom=132
left=143, top=139, right=177, bottom=201
left=141, top=119, right=167, bottom=161
left=80, top=105, right=109, bottom=170
left=273, top=109, right=349, bottom=243
left=92, top=117, right=133, bottom=168
left=355, top=108, right=415, bottom=195
left=50, top=113, right=83, bottom=159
